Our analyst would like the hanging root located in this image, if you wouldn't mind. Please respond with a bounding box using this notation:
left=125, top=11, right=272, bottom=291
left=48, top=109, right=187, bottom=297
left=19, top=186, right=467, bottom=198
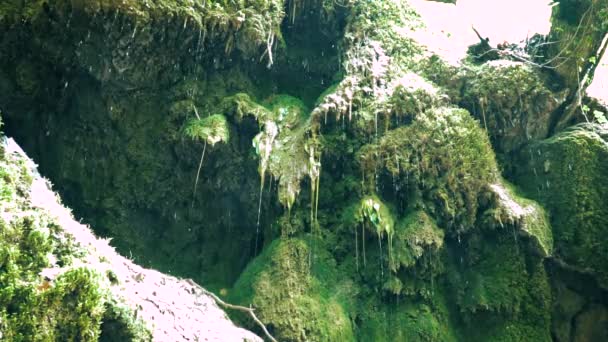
left=266, top=32, right=275, bottom=68
left=185, top=279, right=277, bottom=342
left=191, top=141, right=207, bottom=208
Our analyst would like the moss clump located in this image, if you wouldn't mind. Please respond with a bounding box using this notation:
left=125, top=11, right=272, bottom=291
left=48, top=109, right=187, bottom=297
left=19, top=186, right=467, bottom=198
left=461, top=60, right=560, bottom=153
left=184, top=114, right=230, bottom=146
left=231, top=238, right=354, bottom=342
left=100, top=298, right=152, bottom=342
left=311, top=0, right=426, bottom=126
left=357, top=291, right=458, bottom=342
left=356, top=195, right=395, bottom=245
left=1, top=267, right=108, bottom=341
left=515, top=123, right=608, bottom=287
left=391, top=211, right=444, bottom=272
left=381, top=211, right=445, bottom=299
left=481, top=182, right=553, bottom=257
left=221, top=93, right=275, bottom=123
left=249, top=95, right=317, bottom=210
left=358, top=107, right=498, bottom=234
left=217, top=92, right=314, bottom=209
left=0, top=142, right=149, bottom=340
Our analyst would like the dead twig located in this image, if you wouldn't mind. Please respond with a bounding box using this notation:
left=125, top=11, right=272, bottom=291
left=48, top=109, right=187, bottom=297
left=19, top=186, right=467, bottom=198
left=184, top=279, right=277, bottom=342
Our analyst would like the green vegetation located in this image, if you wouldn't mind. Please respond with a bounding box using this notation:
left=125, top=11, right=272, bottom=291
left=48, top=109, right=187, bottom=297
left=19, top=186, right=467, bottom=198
left=184, top=114, right=230, bottom=147
left=390, top=211, right=444, bottom=274
left=357, top=107, right=498, bottom=234
left=515, top=123, right=608, bottom=287
left=461, top=61, right=558, bottom=153
left=0, top=143, right=150, bottom=340
left=231, top=238, right=354, bottom=342
left=1, top=0, right=608, bottom=341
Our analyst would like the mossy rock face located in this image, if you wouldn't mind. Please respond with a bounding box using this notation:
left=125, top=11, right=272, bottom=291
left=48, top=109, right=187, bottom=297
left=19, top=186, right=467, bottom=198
left=0, top=0, right=287, bottom=87
left=461, top=60, right=563, bottom=153
left=3, top=0, right=607, bottom=341
left=357, top=295, right=458, bottom=342
left=252, top=94, right=316, bottom=210
left=483, top=182, right=553, bottom=257
left=0, top=0, right=342, bottom=289
left=356, top=195, right=395, bottom=241
left=357, top=107, right=498, bottom=235
left=447, top=233, right=553, bottom=342
left=514, top=123, right=608, bottom=288
left=391, top=211, right=444, bottom=273
left=230, top=238, right=354, bottom=342
left=0, top=267, right=108, bottom=341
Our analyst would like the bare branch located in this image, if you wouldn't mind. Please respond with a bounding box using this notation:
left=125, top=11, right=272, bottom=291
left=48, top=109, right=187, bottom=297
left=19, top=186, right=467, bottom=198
left=184, top=279, right=277, bottom=342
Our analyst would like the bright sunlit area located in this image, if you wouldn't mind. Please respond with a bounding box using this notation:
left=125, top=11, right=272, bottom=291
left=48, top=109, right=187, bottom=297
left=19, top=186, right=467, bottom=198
left=588, top=52, right=608, bottom=106
left=409, top=0, right=554, bottom=64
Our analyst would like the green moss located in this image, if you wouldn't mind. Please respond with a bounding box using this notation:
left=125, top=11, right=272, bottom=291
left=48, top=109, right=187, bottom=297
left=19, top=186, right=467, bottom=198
left=231, top=238, right=354, bottom=342
left=2, top=1, right=592, bottom=341
left=1, top=0, right=286, bottom=60
left=184, top=114, right=230, bottom=146
left=218, top=93, right=313, bottom=208
left=249, top=94, right=317, bottom=210
left=0, top=143, right=149, bottom=341
left=357, top=107, right=498, bottom=234
left=310, top=0, right=426, bottom=126
left=515, top=123, right=608, bottom=287
left=461, top=60, right=559, bottom=153
left=447, top=233, right=552, bottom=341
left=357, top=290, right=458, bottom=342
left=0, top=267, right=107, bottom=341
left=356, top=195, right=395, bottom=242
left=481, top=181, right=553, bottom=257
left=221, top=93, right=274, bottom=123
left=100, top=298, right=152, bottom=342
left=391, top=211, right=444, bottom=272
left=265, top=94, right=309, bottom=127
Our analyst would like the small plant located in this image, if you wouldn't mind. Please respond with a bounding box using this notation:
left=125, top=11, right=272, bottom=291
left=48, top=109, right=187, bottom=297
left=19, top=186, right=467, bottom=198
left=356, top=195, right=394, bottom=275
left=593, top=109, right=608, bottom=124
left=184, top=113, right=230, bottom=205
left=184, top=113, right=230, bottom=147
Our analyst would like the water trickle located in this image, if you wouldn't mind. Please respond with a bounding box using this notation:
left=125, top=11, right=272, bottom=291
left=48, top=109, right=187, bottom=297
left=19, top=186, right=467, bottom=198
left=378, top=232, right=384, bottom=278
left=374, top=112, right=378, bottom=137
left=512, top=225, right=520, bottom=254
left=362, top=222, right=367, bottom=267
left=255, top=178, right=264, bottom=255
